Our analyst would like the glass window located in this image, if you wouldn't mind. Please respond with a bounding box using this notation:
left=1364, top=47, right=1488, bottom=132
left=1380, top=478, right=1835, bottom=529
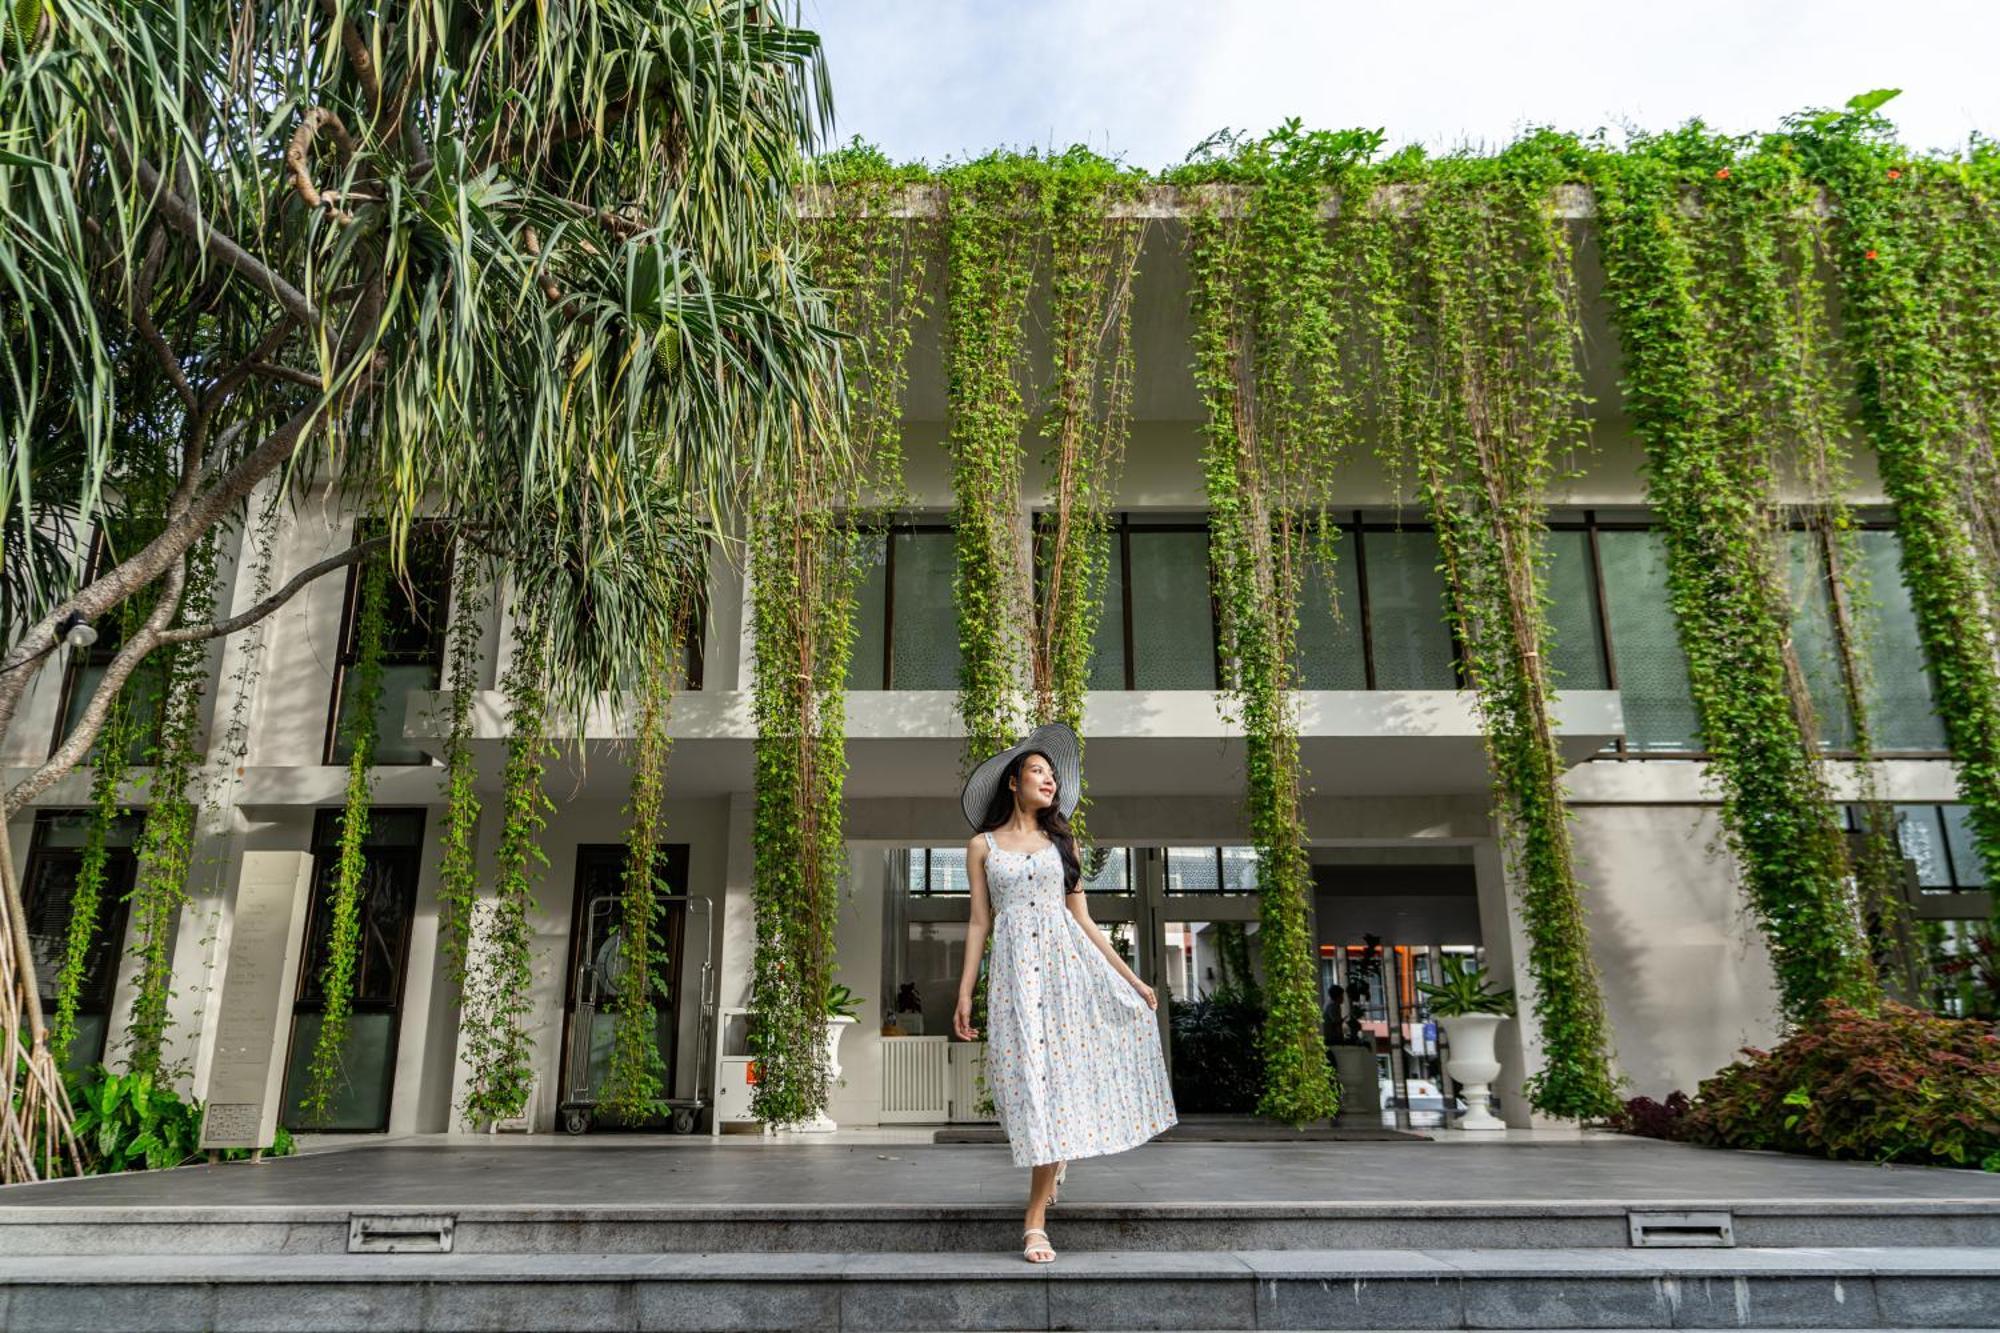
left=1854, top=530, right=1948, bottom=752
left=281, top=808, right=426, bottom=1131
left=1786, top=529, right=1856, bottom=750
left=1541, top=529, right=1610, bottom=691
left=1597, top=529, right=1702, bottom=752
left=1034, top=519, right=1128, bottom=690
left=328, top=534, right=453, bottom=766
left=1362, top=530, right=1457, bottom=689
left=1294, top=533, right=1368, bottom=689
left=1089, top=537, right=1127, bottom=690
left=1081, top=845, right=1133, bottom=894
left=20, top=810, right=142, bottom=1075
left=1942, top=806, right=1990, bottom=888
left=1127, top=528, right=1216, bottom=689
left=907, top=846, right=970, bottom=897
left=846, top=531, right=889, bottom=690
left=1165, top=846, right=1220, bottom=893
left=889, top=529, right=959, bottom=690
left=55, top=532, right=168, bottom=766
left=901, top=919, right=970, bottom=1037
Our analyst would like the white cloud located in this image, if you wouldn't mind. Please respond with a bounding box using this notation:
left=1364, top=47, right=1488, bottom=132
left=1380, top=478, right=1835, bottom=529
left=802, top=0, right=1999, bottom=167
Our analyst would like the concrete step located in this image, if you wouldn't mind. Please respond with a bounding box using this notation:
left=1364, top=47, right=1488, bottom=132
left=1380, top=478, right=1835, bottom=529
left=8, top=1199, right=2000, bottom=1257
left=2, top=1247, right=1998, bottom=1330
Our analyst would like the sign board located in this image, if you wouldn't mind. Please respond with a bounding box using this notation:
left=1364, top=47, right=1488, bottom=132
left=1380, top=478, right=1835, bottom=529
left=199, top=851, right=315, bottom=1151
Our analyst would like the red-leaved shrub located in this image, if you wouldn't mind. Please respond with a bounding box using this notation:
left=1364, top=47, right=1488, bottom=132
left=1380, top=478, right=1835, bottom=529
left=1679, top=1000, right=2000, bottom=1170
left=1615, top=1090, right=1694, bottom=1141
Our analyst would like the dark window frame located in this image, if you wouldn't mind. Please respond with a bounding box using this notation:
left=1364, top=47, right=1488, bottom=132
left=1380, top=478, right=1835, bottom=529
left=19, top=808, right=142, bottom=1070
left=321, top=528, right=455, bottom=766
left=1582, top=509, right=1947, bottom=761
left=278, top=807, right=427, bottom=1133
left=556, top=842, right=694, bottom=1115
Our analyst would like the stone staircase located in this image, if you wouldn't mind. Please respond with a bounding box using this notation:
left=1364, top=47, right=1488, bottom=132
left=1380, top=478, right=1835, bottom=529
left=4, top=1199, right=1999, bottom=1330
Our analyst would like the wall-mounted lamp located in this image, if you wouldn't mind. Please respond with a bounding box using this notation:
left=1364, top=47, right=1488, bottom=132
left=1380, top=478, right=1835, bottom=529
left=57, top=611, right=99, bottom=650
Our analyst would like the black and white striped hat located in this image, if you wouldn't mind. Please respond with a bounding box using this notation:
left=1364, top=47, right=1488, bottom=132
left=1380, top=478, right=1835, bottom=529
left=959, top=721, right=1082, bottom=830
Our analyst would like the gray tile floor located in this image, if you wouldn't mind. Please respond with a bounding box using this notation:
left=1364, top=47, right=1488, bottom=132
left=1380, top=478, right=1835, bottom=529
left=8, top=1135, right=2000, bottom=1210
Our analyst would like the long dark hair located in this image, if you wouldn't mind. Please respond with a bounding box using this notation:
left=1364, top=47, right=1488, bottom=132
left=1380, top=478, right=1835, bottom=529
left=977, top=748, right=1081, bottom=892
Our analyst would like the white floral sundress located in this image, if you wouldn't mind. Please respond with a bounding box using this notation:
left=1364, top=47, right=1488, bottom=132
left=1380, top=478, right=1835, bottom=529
left=980, top=830, right=1178, bottom=1167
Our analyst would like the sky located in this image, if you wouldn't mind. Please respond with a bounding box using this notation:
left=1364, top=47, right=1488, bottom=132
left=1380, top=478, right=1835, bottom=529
left=802, top=1, right=2000, bottom=171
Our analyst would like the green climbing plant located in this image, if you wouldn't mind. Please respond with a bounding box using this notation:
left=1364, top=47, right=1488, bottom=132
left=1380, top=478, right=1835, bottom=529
left=301, top=556, right=387, bottom=1123
left=1590, top=125, right=1883, bottom=1020
left=741, top=150, right=925, bottom=1128
left=1178, top=127, right=1350, bottom=1125
left=599, top=615, right=683, bottom=1125
left=435, top=556, right=486, bottom=993
left=121, top=542, right=218, bottom=1081
left=1795, top=95, right=2000, bottom=930
left=940, top=153, right=1046, bottom=764
left=458, top=608, right=552, bottom=1128
left=1362, top=138, right=1623, bottom=1118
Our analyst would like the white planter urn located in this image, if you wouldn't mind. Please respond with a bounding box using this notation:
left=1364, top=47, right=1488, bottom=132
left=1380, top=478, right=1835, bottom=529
left=779, top=1015, right=857, bottom=1135
left=1438, top=1012, right=1507, bottom=1131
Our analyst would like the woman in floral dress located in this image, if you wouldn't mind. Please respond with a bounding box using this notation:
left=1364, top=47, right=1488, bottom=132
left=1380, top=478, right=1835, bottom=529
left=952, top=721, right=1179, bottom=1264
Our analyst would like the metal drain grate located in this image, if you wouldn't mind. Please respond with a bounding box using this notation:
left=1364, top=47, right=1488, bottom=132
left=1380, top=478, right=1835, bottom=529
left=1627, top=1209, right=1735, bottom=1248
left=348, top=1213, right=456, bottom=1254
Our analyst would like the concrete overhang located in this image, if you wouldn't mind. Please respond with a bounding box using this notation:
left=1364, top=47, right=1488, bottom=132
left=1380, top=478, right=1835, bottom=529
left=397, top=687, right=1625, bottom=800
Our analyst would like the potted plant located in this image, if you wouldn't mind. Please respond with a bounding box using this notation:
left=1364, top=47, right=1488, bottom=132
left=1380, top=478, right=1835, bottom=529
left=1415, top=957, right=1515, bottom=1132
left=786, top=983, right=865, bottom=1134
left=893, top=980, right=925, bottom=1036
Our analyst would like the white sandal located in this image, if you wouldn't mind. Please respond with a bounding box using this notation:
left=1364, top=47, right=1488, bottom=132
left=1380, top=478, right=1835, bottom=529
left=1022, top=1227, right=1055, bottom=1264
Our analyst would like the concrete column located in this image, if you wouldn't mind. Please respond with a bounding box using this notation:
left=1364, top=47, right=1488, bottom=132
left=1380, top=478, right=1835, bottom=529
left=717, top=791, right=758, bottom=1011
left=1469, top=834, right=1565, bottom=1129
left=826, top=846, right=885, bottom=1127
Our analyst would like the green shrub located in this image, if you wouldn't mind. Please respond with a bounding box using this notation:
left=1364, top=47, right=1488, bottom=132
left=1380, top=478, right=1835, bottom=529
left=71, top=1070, right=203, bottom=1173
left=1681, top=1000, right=2000, bottom=1170
left=67, top=1068, right=297, bottom=1174
left=1167, top=990, right=1266, bottom=1114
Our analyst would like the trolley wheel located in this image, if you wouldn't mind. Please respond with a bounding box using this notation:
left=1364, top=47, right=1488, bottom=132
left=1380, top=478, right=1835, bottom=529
left=563, top=1108, right=593, bottom=1136
left=671, top=1108, right=697, bottom=1135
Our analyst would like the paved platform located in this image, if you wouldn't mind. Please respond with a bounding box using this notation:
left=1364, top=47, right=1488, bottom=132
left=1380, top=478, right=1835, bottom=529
left=11, top=1131, right=2000, bottom=1210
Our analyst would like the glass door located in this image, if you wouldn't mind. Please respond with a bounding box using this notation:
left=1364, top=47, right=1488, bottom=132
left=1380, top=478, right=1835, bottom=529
left=557, top=844, right=691, bottom=1125
left=280, top=808, right=426, bottom=1131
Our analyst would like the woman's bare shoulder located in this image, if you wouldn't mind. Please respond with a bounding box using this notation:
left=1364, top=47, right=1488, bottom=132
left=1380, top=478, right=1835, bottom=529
left=965, top=830, right=986, bottom=857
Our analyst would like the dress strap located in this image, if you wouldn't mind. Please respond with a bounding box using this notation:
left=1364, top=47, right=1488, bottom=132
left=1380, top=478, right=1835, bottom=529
left=982, top=830, right=996, bottom=853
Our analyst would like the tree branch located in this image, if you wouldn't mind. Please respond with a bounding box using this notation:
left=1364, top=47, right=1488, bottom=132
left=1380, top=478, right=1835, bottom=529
left=132, top=229, right=197, bottom=412
left=6, top=562, right=187, bottom=818
left=248, top=362, right=323, bottom=390
left=115, top=138, right=321, bottom=329
left=285, top=107, right=358, bottom=221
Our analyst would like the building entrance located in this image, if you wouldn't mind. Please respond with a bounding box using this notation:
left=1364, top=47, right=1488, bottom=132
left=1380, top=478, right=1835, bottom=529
left=1314, top=855, right=1485, bottom=1128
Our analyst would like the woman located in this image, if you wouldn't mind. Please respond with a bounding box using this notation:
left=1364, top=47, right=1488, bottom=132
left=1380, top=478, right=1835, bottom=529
left=951, top=721, right=1178, bottom=1264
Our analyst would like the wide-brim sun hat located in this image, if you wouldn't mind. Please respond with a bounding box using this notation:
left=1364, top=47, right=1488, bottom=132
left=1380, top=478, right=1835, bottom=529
left=959, top=721, right=1082, bottom=830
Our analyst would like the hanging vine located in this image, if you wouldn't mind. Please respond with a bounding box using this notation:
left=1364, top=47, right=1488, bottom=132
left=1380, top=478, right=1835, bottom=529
left=435, top=555, right=486, bottom=993
left=1360, top=140, right=1623, bottom=1118
left=50, top=651, right=139, bottom=1064
left=1799, top=99, right=2000, bottom=927
left=1179, top=130, right=1349, bottom=1124
left=121, top=540, right=217, bottom=1080
left=1030, top=154, right=1146, bottom=850
left=300, top=555, right=386, bottom=1123
left=599, top=611, right=685, bottom=1125
left=746, top=150, right=924, bottom=1126
left=458, top=607, right=551, bottom=1127
left=1589, top=130, right=1887, bottom=1021
left=941, top=153, right=1044, bottom=764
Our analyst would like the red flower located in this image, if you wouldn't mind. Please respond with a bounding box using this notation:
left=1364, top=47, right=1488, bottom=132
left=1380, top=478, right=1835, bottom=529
left=1865, top=249, right=1878, bottom=260
left=1887, top=167, right=1903, bottom=180
left=1715, top=167, right=1731, bottom=179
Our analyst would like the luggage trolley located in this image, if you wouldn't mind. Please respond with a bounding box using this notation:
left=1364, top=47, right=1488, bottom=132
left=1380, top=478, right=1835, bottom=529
left=558, top=890, right=714, bottom=1135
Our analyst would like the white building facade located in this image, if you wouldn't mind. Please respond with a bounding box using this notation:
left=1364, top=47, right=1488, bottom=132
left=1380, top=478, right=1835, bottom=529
left=6, top=221, right=1986, bottom=1137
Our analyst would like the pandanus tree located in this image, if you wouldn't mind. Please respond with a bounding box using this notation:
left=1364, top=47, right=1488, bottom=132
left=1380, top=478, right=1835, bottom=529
left=0, top=0, right=843, bottom=1180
